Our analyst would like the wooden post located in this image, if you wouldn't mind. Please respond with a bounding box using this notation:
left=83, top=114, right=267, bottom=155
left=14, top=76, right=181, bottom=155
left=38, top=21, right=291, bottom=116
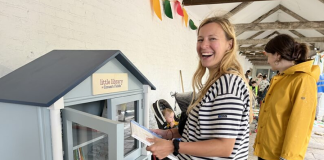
left=180, top=70, right=184, bottom=93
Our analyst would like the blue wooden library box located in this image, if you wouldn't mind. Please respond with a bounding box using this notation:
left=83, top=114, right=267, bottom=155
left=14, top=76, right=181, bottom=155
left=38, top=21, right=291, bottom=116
left=0, top=50, right=155, bottom=160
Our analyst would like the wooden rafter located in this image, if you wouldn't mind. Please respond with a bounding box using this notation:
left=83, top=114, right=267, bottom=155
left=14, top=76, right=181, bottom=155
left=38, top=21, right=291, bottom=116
left=182, top=0, right=270, bottom=6
left=253, top=5, right=280, bottom=24
left=249, top=56, right=267, bottom=58
left=289, top=30, right=305, bottom=38
left=239, top=31, right=265, bottom=48
left=251, top=60, right=267, bottom=62
left=316, top=30, right=324, bottom=35
left=239, top=46, right=264, bottom=52
left=243, top=54, right=266, bottom=58
left=279, top=5, right=307, bottom=22
left=236, top=5, right=280, bottom=35
left=242, top=52, right=265, bottom=56
left=264, top=31, right=280, bottom=39
left=249, top=58, right=268, bottom=62
left=251, top=60, right=268, bottom=64
left=248, top=31, right=264, bottom=39
left=238, top=37, right=324, bottom=45
left=251, top=59, right=268, bottom=62
left=235, top=21, right=324, bottom=33
left=225, top=2, right=253, bottom=18
left=279, top=5, right=324, bottom=37
left=252, top=62, right=269, bottom=66
left=251, top=61, right=268, bottom=64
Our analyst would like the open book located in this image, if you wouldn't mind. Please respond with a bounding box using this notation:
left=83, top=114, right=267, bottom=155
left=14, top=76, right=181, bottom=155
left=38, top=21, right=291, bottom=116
left=130, top=120, right=178, bottom=160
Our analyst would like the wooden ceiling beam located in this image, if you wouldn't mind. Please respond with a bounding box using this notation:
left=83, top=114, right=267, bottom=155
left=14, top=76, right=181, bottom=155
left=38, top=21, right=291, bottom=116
left=235, top=21, right=324, bottom=33
left=317, top=30, right=324, bottom=35
left=289, top=30, right=305, bottom=38
left=264, top=31, right=280, bottom=39
left=239, top=47, right=264, bottom=52
left=244, top=24, right=279, bottom=49
left=242, top=52, right=265, bottom=56
left=182, top=0, right=271, bottom=6
left=238, top=37, right=324, bottom=45
left=249, top=57, right=268, bottom=60
left=236, top=5, right=280, bottom=35
left=247, top=31, right=264, bottom=39
left=253, top=5, right=280, bottom=24
left=319, top=0, right=324, bottom=4
left=243, top=55, right=266, bottom=59
left=249, top=59, right=267, bottom=61
left=240, top=44, right=315, bottom=52
left=279, top=5, right=324, bottom=37
left=225, top=2, right=253, bottom=18
left=252, top=63, right=269, bottom=66
left=251, top=62, right=268, bottom=64
left=279, top=5, right=307, bottom=22
left=239, top=31, right=264, bottom=49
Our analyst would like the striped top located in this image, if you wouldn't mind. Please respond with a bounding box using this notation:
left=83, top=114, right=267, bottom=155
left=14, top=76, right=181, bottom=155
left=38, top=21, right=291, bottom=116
left=178, top=74, right=250, bottom=160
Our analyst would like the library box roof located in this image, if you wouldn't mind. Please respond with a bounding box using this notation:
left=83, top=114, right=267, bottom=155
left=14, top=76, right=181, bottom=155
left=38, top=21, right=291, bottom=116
left=0, top=50, right=155, bottom=107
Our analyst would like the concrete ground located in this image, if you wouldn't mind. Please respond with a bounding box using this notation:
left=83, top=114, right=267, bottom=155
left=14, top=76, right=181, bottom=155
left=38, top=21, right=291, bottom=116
left=248, top=121, right=324, bottom=160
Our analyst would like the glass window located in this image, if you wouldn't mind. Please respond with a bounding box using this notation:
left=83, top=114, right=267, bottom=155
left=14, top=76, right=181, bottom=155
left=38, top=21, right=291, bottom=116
left=269, top=69, right=277, bottom=79
left=72, top=123, right=109, bottom=160
left=67, top=101, right=138, bottom=157
left=256, top=69, right=269, bottom=77
left=116, top=102, right=137, bottom=155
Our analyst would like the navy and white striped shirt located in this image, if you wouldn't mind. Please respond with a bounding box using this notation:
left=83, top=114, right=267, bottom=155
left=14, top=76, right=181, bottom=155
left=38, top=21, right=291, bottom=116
left=178, top=74, right=250, bottom=160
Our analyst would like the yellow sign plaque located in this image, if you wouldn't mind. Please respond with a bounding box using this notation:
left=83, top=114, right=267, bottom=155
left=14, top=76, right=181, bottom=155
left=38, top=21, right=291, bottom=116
left=92, top=73, right=128, bottom=95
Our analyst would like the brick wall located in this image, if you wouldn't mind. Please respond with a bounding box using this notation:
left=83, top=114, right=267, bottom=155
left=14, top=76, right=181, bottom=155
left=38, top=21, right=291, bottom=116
left=0, top=0, right=253, bottom=129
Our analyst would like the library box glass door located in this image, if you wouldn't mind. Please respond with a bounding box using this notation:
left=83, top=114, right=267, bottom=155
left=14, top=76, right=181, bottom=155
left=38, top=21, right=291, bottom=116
left=63, top=94, right=144, bottom=160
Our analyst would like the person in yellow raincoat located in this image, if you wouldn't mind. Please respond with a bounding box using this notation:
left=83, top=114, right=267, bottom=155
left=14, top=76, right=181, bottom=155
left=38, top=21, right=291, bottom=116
left=253, top=34, right=320, bottom=160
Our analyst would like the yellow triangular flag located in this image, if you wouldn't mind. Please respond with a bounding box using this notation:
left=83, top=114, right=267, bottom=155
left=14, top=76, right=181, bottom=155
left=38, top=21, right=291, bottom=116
left=183, top=8, right=188, bottom=27
left=153, top=0, right=162, bottom=21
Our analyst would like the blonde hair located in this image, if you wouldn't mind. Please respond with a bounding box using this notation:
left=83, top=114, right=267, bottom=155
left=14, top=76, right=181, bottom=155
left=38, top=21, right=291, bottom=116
left=187, top=16, right=253, bottom=121
left=162, top=108, right=174, bottom=116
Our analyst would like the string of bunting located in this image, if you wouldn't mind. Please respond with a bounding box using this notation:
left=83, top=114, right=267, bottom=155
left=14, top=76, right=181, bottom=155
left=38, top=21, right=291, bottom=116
left=152, top=0, right=197, bottom=30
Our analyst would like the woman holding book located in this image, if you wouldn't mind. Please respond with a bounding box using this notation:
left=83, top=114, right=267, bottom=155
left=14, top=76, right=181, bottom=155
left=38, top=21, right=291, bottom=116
left=146, top=16, right=252, bottom=160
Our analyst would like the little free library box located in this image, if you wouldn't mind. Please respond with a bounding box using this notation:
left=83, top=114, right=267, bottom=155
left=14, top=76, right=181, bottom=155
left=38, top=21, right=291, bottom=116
left=0, top=50, right=155, bottom=160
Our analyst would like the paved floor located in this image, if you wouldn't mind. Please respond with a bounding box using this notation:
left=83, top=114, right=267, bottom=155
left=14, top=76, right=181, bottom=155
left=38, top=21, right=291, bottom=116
left=248, top=121, right=324, bottom=160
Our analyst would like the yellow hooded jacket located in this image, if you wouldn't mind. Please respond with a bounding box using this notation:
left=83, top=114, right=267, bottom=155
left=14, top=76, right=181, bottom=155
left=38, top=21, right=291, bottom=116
left=253, top=60, right=320, bottom=160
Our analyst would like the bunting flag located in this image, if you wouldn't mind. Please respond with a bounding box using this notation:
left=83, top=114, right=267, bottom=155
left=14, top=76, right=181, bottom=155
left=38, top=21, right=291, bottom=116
left=175, top=1, right=184, bottom=16
left=153, top=0, right=162, bottom=20
left=151, top=0, right=196, bottom=30
left=189, top=19, right=197, bottom=30
left=164, top=0, right=173, bottom=19
left=183, top=8, right=188, bottom=27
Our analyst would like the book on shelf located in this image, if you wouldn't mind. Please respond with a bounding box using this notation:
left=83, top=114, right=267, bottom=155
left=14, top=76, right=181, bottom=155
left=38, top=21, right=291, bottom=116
left=73, top=148, right=85, bottom=160
left=130, top=120, right=178, bottom=160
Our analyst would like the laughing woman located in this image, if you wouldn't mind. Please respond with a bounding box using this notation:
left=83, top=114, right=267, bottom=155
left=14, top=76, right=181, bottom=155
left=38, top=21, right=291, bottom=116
left=146, top=16, right=252, bottom=160
left=254, top=34, right=320, bottom=160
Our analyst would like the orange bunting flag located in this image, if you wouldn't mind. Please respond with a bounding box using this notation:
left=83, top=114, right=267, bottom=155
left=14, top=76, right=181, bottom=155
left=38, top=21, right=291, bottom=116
left=183, top=8, right=188, bottom=27
left=175, top=1, right=184, bottom=16
left=153, top=0, right=162, bottom=20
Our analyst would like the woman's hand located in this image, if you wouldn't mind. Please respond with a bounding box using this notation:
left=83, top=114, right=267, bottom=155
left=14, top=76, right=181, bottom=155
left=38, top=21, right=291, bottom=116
left=146, top=137, right=174, bottom=159
left=151, top=129, right=168, bottom=139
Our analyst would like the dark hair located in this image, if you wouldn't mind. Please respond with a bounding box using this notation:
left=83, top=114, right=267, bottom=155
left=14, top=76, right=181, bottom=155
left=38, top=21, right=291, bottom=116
left=246, top=70, right=251, bottom=73
left=264, top=34, right=309, bottom=64
left=262, top=75, right=267, bottom=79
left=251, top=81, right=257, bottom=84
